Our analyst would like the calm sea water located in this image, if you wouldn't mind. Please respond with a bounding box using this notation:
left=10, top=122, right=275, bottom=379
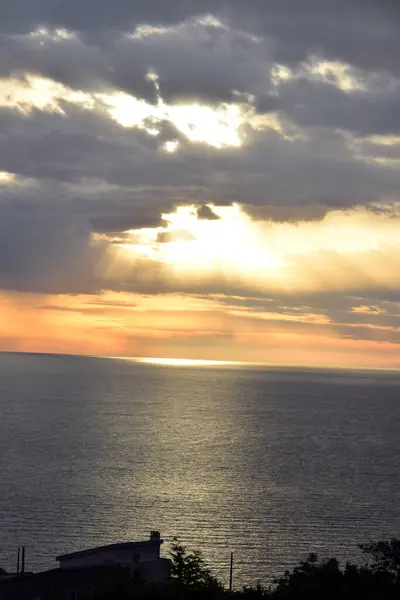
left=1, top=352, right=400, bottom=586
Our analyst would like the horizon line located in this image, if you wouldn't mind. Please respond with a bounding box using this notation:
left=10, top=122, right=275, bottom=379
left=1, top=349, right=399, bottom=373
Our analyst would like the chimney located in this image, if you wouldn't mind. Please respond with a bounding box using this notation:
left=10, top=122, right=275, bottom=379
left=150, top=531, right=161, bottom=542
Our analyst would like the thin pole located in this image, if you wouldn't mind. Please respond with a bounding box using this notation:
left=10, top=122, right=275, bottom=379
left=17, top=547, right=20, bottom=577
left=21, top=546, right=25, bottom=577
left=229, top=552, right=234, bottom=593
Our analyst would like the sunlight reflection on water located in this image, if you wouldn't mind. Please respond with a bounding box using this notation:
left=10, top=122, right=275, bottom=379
left=1, top=353, right=400, bottom=586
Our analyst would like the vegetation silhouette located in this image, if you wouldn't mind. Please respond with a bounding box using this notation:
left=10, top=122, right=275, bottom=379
left=97, top=537, right=400, bottom=600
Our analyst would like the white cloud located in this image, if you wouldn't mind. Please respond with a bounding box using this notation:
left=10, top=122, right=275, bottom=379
left=29, top=27, right=77, bottom=41
left=0, top=75, right=95, bottom=114
left=305, top=59, right=366, bottom=92
left=100, top=88, right=255, bottom=148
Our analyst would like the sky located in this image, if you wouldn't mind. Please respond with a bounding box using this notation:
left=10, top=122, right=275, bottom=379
left=1, top=1, right=400, bottom=368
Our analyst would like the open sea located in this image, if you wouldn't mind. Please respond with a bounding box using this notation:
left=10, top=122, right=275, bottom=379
left=1, top=352, right=400, bottom=586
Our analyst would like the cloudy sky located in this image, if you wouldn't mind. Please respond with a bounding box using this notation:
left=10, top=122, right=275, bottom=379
left=1, top=1, right=400, bottom=367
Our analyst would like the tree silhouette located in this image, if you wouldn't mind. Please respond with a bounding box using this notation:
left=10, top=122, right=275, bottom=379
left=359, top=538, right=400, bottom=584
left=169, top=537, right=223, bottom=593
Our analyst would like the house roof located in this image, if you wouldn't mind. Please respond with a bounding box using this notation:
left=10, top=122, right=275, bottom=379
left=56, top=539, right=163, bottom=562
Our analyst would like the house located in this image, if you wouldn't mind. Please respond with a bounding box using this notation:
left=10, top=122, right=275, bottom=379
left=56, top=530, right=169, bottom=582
left=0, top=531, right=171, bottom=600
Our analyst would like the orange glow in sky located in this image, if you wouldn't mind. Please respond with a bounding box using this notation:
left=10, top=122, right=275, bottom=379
left=1, top=280, right=400, bottom=369
left=1, top=203, right=400, bottom=369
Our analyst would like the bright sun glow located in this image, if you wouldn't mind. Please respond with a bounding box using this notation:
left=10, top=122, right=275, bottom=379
left=100, top=91, right=248, bottom=148
left=130, top=357, right=240, bottom=367
left=163, top=140, right=180, bottom=153
left=0, top=171, right=16, bottom=184
left=111, top=204, right=400, bottom=294
left=120, top=204, right=285, bottom=277
left=99, top=68, right=252, bottom=148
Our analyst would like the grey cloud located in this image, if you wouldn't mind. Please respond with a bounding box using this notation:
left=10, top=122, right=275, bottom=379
left=3, top=99, right=400, bottom=218
left=4, top=0, right=400, bottom=79
left=0, top=206, right=106, bottom=294
left=200, top=127, right=400, bottom=209
left=90, top=212, right=164, bottom=233
left=197, top=292, right=400, bottom=345
left=0, top=100, right=195, bottom=185
left=0, top=1, right=215, bottom=35
left=223, top=0, right=400, bottom=76
left=277, top=76, right=400, bottom=136
left=197, top=205, right=220, bottom=220
left=355, top=140, right=400, bottom=161
left=0, top=21, right=272, bottom=106
left=242, top=204, right=329, bottom=223
left=206, top=292, right=400, bottom=336
left=0, top=173, right=200, bottom=238
left=334, top=324, right=400, bottom=344
left=3, top=5, right=400, bottom=148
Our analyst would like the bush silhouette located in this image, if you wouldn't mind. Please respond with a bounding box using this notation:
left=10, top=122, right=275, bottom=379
left=94, top=537, right=400, bottom=599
